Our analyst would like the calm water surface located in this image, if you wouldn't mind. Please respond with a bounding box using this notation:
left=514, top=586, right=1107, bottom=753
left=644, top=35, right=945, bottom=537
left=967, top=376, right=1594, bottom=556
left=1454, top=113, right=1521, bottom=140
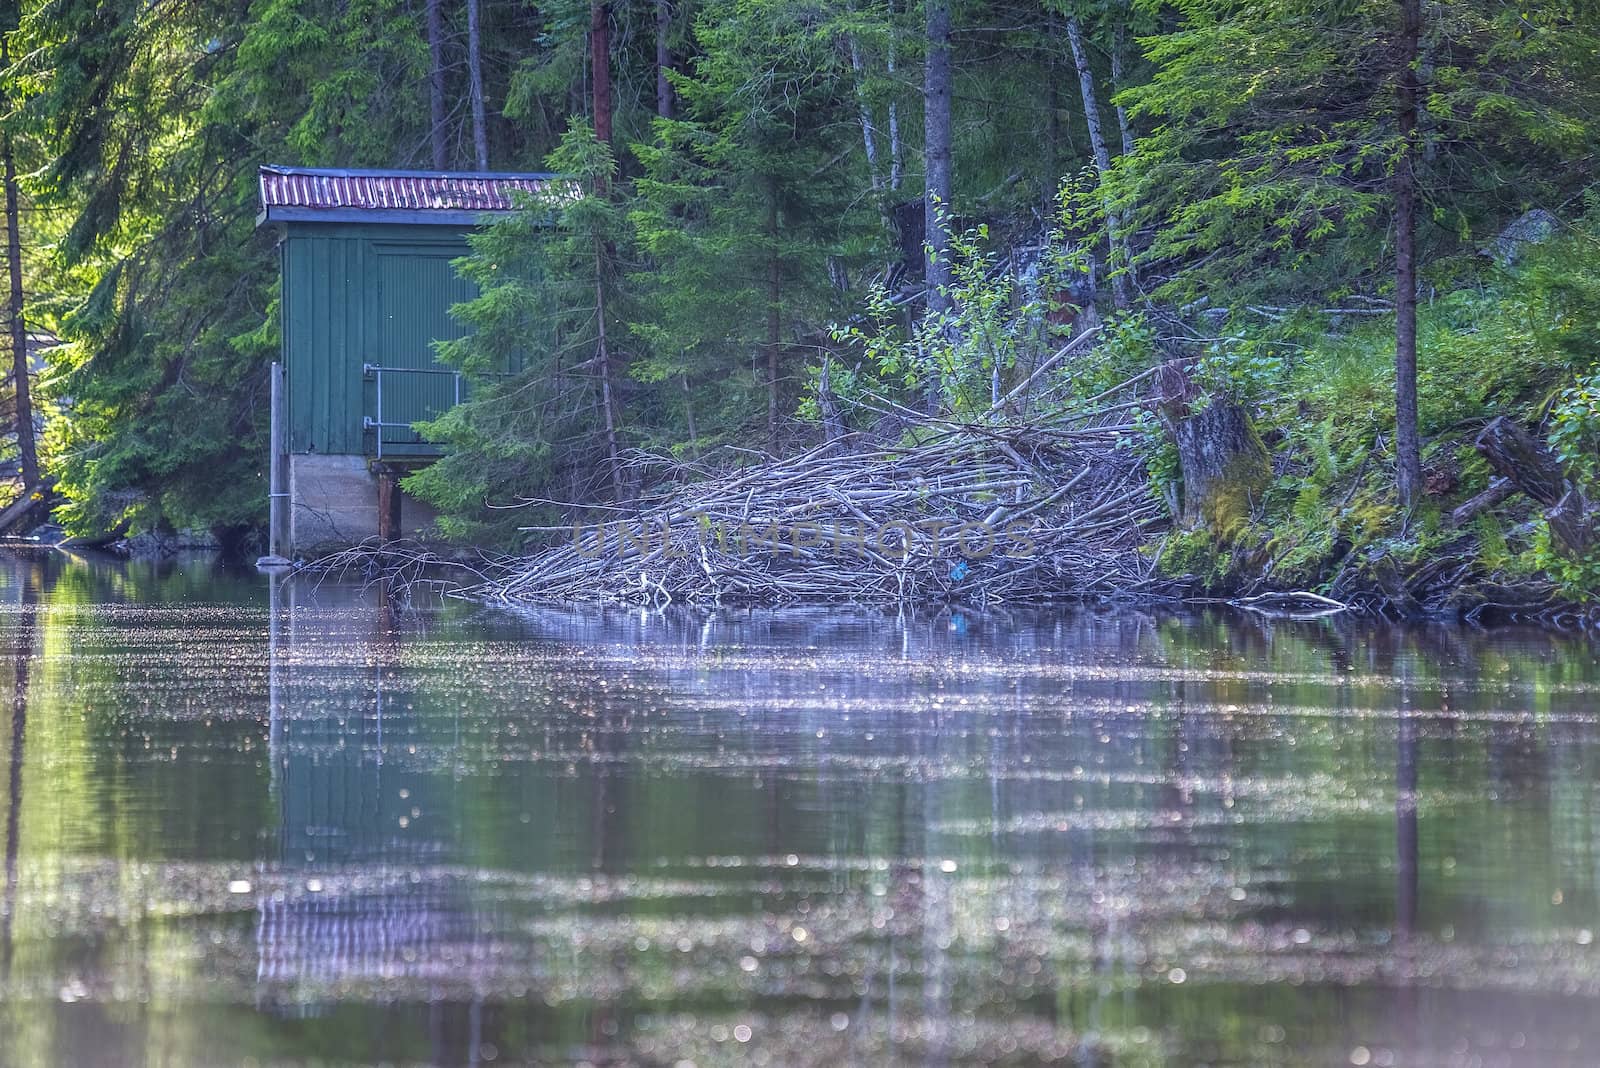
left=0, top=552, right=1599, bottom=1066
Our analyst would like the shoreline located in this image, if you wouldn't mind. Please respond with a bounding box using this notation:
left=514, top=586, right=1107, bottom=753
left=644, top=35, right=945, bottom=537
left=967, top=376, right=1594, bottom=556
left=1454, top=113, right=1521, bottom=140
left=296, top=537, right=1600, bottom=631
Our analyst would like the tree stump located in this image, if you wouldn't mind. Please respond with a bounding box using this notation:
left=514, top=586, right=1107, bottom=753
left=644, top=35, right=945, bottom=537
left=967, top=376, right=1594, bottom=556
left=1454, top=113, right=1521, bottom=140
left=1157, top=361, right=1271, bottom=533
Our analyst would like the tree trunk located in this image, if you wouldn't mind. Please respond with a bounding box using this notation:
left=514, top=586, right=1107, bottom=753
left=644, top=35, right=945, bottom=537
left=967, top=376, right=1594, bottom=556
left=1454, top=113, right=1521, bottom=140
left=1546, top=490, right=1598, bottom=558
left=591, top=0, right=613, bottom=146
left=1394, top=0, right=1423, bottom=507
left=1110, top=13, right=1135, bottom=160
left=466, top=0, right=488, bottom=169
left=1110, top=9, right=1138, bottom=287
left=680, top=374, right=699, bottom=459
left=426, top=0, right=447, bottom=168
left=818, top=355, right=846, bottom=444
left=1157, top=362, right=1270, bottom=532
left=886, top=9, right=902, bottom=191
left=1, top=36, right=36, bottom=489
left=594, top=242, right=624, bottom=500
left=767, top=191, right=782, bottom=449
left=922, top=0, right=952, bottom=318
left=1474, top=416, right=1599, bottom=558
left=1448, top=477, right=1513, bottom=528
left=850, top=36, right=883, bottom=192
left=1044, top=65, right=1059, bottom=217
left=655, top=0, right=674, bottom=120
left=590, top=2, right=618, bottom=492
left=1066, top=15, right=1130, bottom=310
left=1475, top=417, right=1566, bottom=507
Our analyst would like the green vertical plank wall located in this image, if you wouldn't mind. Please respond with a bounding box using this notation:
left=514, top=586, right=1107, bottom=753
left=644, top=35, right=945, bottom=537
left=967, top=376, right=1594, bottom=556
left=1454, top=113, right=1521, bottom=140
left=279, top=222, right=476, bottom=456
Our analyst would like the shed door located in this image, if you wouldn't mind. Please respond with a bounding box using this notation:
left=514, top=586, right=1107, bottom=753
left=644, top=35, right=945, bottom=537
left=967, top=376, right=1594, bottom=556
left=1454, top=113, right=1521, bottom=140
left=371, top=251, right=477, bottom=456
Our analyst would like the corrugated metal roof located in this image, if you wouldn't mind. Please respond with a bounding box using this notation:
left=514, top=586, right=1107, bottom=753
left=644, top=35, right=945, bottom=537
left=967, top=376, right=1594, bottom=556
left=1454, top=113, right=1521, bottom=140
left=259, top=165, right=560, bottom=223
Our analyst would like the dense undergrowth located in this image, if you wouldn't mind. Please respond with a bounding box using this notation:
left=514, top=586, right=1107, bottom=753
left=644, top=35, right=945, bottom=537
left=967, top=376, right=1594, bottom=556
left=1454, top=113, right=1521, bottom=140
left=1125, top=214, right=1600, bottom=610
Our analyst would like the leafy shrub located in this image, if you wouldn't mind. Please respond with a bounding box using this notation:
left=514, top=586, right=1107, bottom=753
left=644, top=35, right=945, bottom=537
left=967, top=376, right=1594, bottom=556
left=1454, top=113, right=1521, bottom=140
left=1549, top=369, right=1600, bottom=488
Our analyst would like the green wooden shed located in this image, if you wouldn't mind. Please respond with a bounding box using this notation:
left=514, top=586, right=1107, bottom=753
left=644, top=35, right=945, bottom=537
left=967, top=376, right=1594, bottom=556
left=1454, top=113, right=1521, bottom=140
left=257, top=165, right=555, bottom=556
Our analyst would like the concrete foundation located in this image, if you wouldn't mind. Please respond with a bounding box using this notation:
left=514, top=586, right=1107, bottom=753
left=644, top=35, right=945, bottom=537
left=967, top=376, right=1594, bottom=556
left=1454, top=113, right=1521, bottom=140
left=288, top=453, right=439, bottom=556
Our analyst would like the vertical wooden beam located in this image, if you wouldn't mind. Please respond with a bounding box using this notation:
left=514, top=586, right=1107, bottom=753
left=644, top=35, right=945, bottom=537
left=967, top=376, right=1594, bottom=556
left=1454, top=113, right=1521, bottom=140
left=376, top=464, right=402, bottom=543
left=268, top=362, right=290, bottom=558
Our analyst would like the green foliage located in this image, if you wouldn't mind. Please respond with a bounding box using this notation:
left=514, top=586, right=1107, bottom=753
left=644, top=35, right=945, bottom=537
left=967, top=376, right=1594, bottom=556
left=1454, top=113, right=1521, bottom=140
left=831, top=186, right=1094, bottom=417
left=405, top=124, right=630, bottom=542
left=1549, top=369, right=1600, bottom=489
left=1156, top=527, right=1230, bottom=585
left=629, top=0, right=873, bottom=439
left=1122, top=406, right=1178, bottom=509
left=1531, top=523, right=1600, bottom=598
left=1117, top=0, right=1600, bottom=303
left=10, top=0, right=585, bottom=537
left=1148, top=208, right=1600, bottom=597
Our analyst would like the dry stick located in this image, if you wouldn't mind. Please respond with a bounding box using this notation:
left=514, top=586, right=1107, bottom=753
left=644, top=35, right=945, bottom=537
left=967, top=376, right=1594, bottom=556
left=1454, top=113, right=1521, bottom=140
left=988, top=326, right=1103, bottom=417
left=1065, top=363, right=1163, bottom=412
left=475, top=417, right=1175, bottom=606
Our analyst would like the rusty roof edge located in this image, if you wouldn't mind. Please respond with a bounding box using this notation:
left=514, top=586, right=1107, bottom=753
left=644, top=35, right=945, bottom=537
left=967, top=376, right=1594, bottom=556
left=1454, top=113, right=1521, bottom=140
left=258, top=205, right=516, bottom=227
left=261, top=163, right=561, bottom=182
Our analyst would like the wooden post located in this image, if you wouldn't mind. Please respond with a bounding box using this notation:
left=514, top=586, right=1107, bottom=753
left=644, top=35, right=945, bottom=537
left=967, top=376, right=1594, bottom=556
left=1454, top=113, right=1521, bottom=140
left=376, top=464, right=402, bottom=543
left=268, top=361, right=291, bottom=558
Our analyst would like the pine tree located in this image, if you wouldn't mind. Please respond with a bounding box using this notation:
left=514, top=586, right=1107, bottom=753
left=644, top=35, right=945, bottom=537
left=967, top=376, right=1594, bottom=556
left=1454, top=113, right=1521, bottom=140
left=630, top=0, right=873, bottom=451
left=408, top=124, right=634, bottom=535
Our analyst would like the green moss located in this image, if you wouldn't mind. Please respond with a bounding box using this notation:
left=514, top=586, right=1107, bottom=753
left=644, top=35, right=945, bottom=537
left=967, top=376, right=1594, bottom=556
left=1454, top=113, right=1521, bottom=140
left=1196, top=440, right=1272, bottom=539
left=1158, top=528, right=1231, bottom=584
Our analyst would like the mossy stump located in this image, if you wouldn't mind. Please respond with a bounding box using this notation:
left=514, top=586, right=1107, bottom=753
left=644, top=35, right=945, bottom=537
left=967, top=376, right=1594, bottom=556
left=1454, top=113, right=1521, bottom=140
left=1156, top=361, right=1271, bottom=535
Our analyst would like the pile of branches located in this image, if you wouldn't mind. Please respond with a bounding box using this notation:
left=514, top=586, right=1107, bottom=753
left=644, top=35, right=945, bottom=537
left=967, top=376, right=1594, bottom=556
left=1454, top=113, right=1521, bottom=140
left=465, top=408, right=1176, bottom=609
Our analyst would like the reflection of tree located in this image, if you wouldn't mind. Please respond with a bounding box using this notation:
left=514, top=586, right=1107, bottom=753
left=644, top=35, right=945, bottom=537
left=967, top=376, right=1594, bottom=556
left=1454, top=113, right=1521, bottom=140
left=0, top=560, right=38, bottom=980
left=1396, top=704, right=1418, bottom=940
left=1394, top=661, right=1420, bottom=1055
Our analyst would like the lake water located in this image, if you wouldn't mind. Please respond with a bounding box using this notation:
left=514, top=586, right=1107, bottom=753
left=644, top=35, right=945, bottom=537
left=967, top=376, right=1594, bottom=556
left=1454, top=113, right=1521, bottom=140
left=0, top=552, right=1598, bottom=1065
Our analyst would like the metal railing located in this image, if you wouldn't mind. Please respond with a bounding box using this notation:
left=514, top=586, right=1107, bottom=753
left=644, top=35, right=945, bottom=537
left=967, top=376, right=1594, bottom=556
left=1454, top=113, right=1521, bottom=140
left=362, top=362, right=463, bottom=459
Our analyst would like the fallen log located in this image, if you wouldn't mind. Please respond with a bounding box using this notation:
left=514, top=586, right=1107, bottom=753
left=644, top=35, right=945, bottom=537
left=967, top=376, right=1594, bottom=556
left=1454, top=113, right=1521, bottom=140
left=0, top=479, right=56, bottom=537
left=1448, top=477, right=1514, bottom=528
left=1475, top=417, right=1565, bottom=507
left=1475, top=416, right=1599, bottom=557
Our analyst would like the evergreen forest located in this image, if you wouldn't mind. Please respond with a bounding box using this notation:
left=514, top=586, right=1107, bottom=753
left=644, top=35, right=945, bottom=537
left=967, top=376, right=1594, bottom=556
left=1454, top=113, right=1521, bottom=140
left=5, top=0, right=1600, bottom=608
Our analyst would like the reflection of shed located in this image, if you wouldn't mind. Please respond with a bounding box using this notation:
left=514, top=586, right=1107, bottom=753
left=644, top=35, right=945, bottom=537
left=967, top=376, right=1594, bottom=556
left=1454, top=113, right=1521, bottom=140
left=258, top=577, right=470, bottom=1001
left=257, top=166, right=556, bottom=554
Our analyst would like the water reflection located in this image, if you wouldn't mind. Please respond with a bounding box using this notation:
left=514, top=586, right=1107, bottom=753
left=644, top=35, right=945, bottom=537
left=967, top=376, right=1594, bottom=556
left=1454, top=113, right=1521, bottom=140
left=0, top=554, right=1597, bottom=1064
left=0, top=558, right=36, bottom=983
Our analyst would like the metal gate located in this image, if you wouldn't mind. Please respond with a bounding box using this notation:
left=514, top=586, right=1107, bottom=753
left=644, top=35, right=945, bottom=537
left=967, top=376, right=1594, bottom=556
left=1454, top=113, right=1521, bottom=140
left=361, top=363, right=464, bottom=459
